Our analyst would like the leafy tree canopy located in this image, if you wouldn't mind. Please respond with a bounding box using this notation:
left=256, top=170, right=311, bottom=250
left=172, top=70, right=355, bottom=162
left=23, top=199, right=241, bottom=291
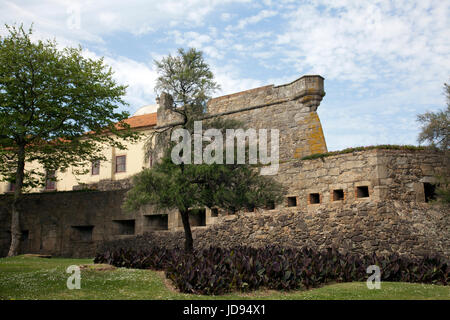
left=417, top=83, right=449, bottom=151
left=0, top=24, right=140, bottom=189
left=0, top=23, right=140, bottom=256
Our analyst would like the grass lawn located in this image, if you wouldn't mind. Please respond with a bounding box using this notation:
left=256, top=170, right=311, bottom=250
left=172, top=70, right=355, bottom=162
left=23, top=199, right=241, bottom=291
left=0, top=255, right=448, bottom=300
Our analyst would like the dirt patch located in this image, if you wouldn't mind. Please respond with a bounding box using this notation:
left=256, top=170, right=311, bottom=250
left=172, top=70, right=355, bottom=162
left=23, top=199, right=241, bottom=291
left=156, top=270, right=181, bottom=293
left=23, top=254, right=52, bottom=259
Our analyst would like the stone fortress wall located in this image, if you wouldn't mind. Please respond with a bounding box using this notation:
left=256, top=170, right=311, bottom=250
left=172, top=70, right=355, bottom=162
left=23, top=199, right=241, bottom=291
left=0, top=148, right=447, bottom=258
left=0, top=75, right=448, bottom=258
left=157, top=75, right=328, bottom=161
left=281, top=148, right=447, bottom=206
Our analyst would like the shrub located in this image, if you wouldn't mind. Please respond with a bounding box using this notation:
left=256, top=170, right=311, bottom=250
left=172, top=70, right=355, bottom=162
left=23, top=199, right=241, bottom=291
left=94, top=241, right=449, bottom=295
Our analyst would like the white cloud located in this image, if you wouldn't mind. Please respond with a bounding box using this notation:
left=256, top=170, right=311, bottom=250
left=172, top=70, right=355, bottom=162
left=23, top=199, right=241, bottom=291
left=106, top=56, right=158, bottom=112
left=2, top=0, right=449, bottom=150
left=229, top=9, right=277, bottom=30
left=211, top=64, right=264, bottom=96
left=221, top=12, right=232, bottom=21
left=81, top=50, right=158, bottom=113
left=0, top=0, right=250, bottom=43
left=275, top=1, right=450, bottom=86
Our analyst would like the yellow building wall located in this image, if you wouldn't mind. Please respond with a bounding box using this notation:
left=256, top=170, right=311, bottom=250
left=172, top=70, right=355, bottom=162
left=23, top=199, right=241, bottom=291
left=0, top=128, right=154, bottom=194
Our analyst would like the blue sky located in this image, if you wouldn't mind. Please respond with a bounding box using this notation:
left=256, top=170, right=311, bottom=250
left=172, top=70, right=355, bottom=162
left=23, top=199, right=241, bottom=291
left=1, top=0, right=449, bottom=151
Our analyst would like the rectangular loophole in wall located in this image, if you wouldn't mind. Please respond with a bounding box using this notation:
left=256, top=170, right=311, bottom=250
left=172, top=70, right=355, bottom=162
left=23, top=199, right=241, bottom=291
left=21, top=230, right=29, bottom=241
left=356, top=186, right=369, bottom=198
left=309, top=193, right=320, bottom=204
left=211, top=208, right=219, bottom=217
left=145, top=214, right=168, bottom=231
left=265, top=201, right=275, bottom=210
left=423, top=183, right=436, bottom=202
left=287, top=196, right=297, bottom=207
left=333, top=189, right=344, bottom=201
left=113, top=220, right=135, bottom=235
left=189, top=209, right=206, bottom=227
left=245, top=205, right=255, bottom=213
left=71, top=226, right=93, bottom=241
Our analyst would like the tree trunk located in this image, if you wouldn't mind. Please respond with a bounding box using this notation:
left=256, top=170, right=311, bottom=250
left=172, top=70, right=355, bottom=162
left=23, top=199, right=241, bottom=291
left=179, top=209, right=194, bottom=253
left=7, top=145, right=26, bottom=257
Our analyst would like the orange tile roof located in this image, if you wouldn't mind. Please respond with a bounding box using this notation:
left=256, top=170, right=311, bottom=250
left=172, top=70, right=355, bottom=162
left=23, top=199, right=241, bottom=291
left=120, top=112, right=157, bottom=129
left=1, top=113, right=158, bottom=152
left=84, top=112, right=157, bottom=136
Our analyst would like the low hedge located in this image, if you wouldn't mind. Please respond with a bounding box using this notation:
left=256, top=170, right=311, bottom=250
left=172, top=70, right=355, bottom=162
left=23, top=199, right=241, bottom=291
left=94, top=241, right=449, bottom=295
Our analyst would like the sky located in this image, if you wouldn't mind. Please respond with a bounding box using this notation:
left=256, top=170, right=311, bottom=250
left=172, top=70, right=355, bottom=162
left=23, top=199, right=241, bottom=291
left=1, top=0, right=449, bottom=151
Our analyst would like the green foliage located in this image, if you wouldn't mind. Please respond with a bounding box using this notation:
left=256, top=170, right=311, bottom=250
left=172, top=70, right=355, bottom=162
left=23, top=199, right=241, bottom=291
left=417, top=83, right=450, bottom=151
left=0, top=24, right=140, bottom=189
left=416, top=82, right=450, bottom=203
left=95, top=241, right=449, bottom=296
left=123, top=153, right=285, bottom=215
left=432, top=175, right=450, bottom=204
left=145, top=48, right=220, bottom=157
left=154, top=47, right=220, bottom=109
left=436, top=186, right=450, bottom=204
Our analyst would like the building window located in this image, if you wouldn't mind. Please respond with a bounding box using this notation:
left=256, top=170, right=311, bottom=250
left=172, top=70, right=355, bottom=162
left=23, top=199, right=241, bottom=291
left=333, top=189, right=344, bottom=201
left=287, top=196, right=297, bottom=207
left=115, top=155, right=126, bottom=173
left=309, top=193, right=320, bottom=204
left=45, top=171, right=56, bottom=190
left=356, top=186, right=369, bottom=198
left=91, top=160, right=100, bottom=175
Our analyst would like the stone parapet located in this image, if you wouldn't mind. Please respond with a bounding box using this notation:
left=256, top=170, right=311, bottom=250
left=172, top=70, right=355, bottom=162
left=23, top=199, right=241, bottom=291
left=207, top=75, right=325, bottom=114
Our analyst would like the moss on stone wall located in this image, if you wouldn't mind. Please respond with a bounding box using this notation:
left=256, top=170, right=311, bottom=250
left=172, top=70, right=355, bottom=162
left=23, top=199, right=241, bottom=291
left=300, top=144, right=429, bottom=161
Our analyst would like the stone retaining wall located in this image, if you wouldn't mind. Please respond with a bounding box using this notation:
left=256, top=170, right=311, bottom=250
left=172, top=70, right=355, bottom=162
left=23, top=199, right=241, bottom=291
left=0, top=190, right=131, bottom=258
left=270, top=148, right=447, bottom=210
left=131, top=200, right=450, bottom=259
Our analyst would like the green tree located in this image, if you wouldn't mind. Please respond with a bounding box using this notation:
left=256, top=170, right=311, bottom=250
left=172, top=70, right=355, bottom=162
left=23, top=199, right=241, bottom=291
left=0, top=24, right=140, bottom=256
left=417, top=83, right=449, bottom=150
left=123, top=48, right=285, bottom=252
left=417, top=82, right=450, bottom=203
left=154, top=47, right=219, bottom=120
